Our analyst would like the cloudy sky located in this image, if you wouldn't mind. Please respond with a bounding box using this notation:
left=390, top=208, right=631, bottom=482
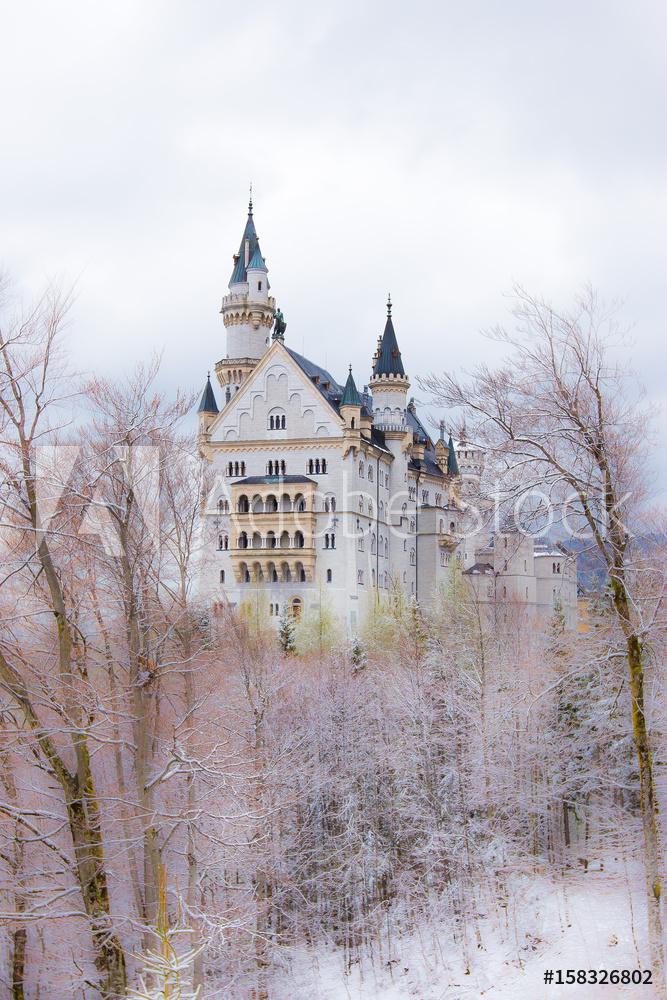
left=2, top=0, right=666, bottom=466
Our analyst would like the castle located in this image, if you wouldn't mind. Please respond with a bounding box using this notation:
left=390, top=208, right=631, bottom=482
left=197, top=200, right=578, bottom=631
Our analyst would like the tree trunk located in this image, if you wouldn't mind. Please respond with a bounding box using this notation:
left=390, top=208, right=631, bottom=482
left=625, top=629, right=664, bottom=979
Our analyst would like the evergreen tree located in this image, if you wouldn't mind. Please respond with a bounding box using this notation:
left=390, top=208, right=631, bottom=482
left=278, top=608, right=296, bottom=654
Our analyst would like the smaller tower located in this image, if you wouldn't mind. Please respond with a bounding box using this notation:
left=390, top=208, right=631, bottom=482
left=217, top=196, right=276, bottom=392
left=340, top=367, right=364, bottom=455
left=368, top=296, right=410, bottom=435
left=197, top=374, right=219, bottom=453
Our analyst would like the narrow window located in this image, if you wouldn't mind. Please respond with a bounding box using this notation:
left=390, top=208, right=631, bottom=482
left=281, top=460, right=286, bottom=474
left=331, top=533, right=336, bottom=549
left=220, top=570, right=225, bottom=583
left=270, top=415, right=275, bottom=430
left=281, top=415, right=286, bottom=429
left=327, top=569, right=332, bottom=583
left=322, top=459, right=327, bottom=473
left=258, top=281, right=262, bottom=291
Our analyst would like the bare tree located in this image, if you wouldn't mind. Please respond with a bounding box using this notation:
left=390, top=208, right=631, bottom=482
left=0, top=276, right=127, bottom=996
left=421, top=285, right=666, bottom=979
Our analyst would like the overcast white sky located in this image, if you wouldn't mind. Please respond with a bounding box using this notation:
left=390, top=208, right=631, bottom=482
left=2, top=0, right=666, bottom=466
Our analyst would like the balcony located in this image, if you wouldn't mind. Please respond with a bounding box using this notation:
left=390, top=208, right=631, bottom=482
left=231, top=548, right=317, bottom=584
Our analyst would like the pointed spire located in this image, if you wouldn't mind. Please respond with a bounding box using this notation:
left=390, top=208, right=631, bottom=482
left=341, top=366, right=362, bottom=407
left=197, top=374, right=219, bottom=414
left=229, top=196, right=263, bottom=285
left=447, top=435, right=459, bottom=476
left=372, top=302, right=405, bottom=377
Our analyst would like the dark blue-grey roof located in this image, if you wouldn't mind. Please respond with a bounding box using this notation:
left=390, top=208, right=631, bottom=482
left=373, top=314, right=405, bottom=377
left=286, top=348, right=344, bottom=407
left=447, top=435, right=460, bottom=476
left=197, top=375, right=219, bottom=414
left=407, top=405, right=430, bottom=444
left=229, top=205, right=264, bottom=285
left=233, top=475, right=316, bottom=486
left=341, top=369, right=362, bottom=407
left=247, top=247, right=266, bottom=269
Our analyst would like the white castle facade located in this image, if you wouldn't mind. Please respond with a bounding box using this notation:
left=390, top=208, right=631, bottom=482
left=197, top=201, right=578, bottom=631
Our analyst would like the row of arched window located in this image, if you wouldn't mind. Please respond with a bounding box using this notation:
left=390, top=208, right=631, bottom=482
left=227, top=461, right=246, bottom=477
left=267, top=460, right=286, bottom=475
left=306, top=458, right=328, bottom=474
left=239, top=561, right=307, bottom=583
left=269, top=413, right=286, bottom=430
left=238, top=530, right=306, bottom=549
left=237, top=493, right=308, bottom=514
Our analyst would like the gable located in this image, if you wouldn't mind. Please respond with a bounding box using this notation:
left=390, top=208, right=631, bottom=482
left=208, top=344, right=344, bottom=444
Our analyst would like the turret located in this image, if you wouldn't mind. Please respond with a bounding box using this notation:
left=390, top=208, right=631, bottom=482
left=340, top=366, right=363, bottom=453
left=216, top=195, right=276, bottom=391
left=368, top=297, right=410, bottom=436
left=197, top=374, right=219, bottom=453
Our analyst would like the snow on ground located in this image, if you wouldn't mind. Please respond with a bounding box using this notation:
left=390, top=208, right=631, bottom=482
left=267, top=858, right=657, bottom=1000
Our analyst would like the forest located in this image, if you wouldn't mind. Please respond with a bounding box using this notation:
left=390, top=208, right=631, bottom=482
left=0, top=280, right=665, bottom=999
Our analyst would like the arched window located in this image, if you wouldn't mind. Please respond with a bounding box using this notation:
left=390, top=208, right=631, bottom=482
left=357, top=570, right=364, bottom=585
left=280, top=460, right=286, bottom=474
left=299, top=568, right=306, bottom=582
left=409, top=518, right=415, bottom=532
left=409, top=548, right=416, bottom=566
left=351, top=417, right=356, bottom=429
left=321, top=459, right=327, bottom=473
left=402, top=503, right=407, bottom=515
left=290, top=597, right=302, bottom=618
left=238, top=532, right=248, bottom=549
left=227, top=462, right=233, bottom=477
left=371, top=534, right=376, bottom=555
left=268, top=409, right=286, bottom=431
left=234, top=462, right=239, bottom=476
left=358, top=536, right=364, bottom=552
left=220, top=570, right=225, bottom=583
left=218, top=498, right=229, bottom=514
left=450, top=521, right=455, bottom=532
left=359, top=461, right=364, bottom=477
left=327, top=569, right=332, bottom=583
left=368, top=466, right=373, bottom=482
left=238, top=495, right=249, bottom=513
left=241, top=462, right=246, bottom=475
left=224, top=535, right=229, bottom=550
left=295, top=531, right=305, bottom=548
left=217, top=535, right=223, bottom=550
left=307, top=459, right=314, bottom=474
left=315, top=459, right=320, bottom=474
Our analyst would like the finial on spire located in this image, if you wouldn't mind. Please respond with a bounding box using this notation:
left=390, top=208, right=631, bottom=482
left=248, top=182, right=253, bottom=214
left=349, top=364, right=353, bottom=374
left=387, top=293, right=392, bottom=317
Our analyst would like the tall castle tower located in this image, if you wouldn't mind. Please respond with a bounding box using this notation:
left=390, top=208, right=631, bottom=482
left=368, top=298, right=410, bottom=435
left=215, top=196, right=276, bottom=395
